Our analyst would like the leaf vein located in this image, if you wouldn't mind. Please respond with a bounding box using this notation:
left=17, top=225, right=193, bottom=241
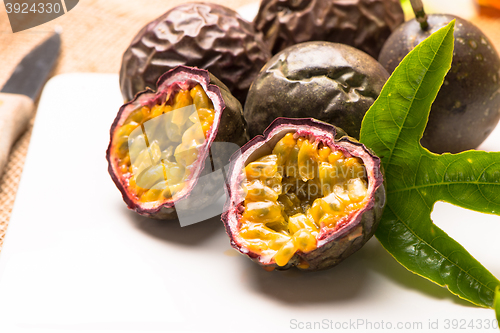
left=388, top=181, right=500, bottom=194
left=384, top=40, right=444, bottom=171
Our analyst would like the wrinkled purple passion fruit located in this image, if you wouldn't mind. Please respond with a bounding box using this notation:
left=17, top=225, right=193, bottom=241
left=222, top=118, right=385, bottom=271
left=108, top=66, right=248, bottom=220
left=244, top=41, right=390, bottom=139
left=254, top=0, right=405, bottom=58
left=379, top=14, right=500, bottom=154
left=120, top=2, right=271, bottom=105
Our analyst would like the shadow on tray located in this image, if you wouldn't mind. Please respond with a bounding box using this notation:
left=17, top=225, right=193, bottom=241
left=244, top=238, right=474, bottom=307
left=124, top=207, right=224, bottom=247
left=123, top=205, right=474, bottom=307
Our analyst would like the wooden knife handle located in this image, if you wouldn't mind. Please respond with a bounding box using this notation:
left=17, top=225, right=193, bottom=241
left=0, top=93, right=35, bottom=177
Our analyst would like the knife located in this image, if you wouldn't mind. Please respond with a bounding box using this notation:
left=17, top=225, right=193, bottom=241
left=0, top=32, right=61, bottom=177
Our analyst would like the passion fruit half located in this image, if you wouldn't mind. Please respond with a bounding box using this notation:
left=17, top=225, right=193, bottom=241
left=120, top=2, right=271, bottom=105
left=107, top=66, right=248, bottom=220
left=222, top=118, right=385, bottom=271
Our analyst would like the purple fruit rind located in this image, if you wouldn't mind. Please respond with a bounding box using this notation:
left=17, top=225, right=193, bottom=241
left=243, top=41, right=390, bottom=139
left=222, top=117, right=385, bottom=270
left=120, top=2, right=271, bottom=105
left=254, top=0, right=405, bottom=58
left=107, top=66, right=246, bottom=220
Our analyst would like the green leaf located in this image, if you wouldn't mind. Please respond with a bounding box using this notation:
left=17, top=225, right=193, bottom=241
left=495, top=286, right=500, bottom=325
left=360, top=20, right=500, bottom=308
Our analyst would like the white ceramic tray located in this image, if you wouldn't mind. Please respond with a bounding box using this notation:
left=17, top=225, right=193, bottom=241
left=0, top=73, right=498, bottom=333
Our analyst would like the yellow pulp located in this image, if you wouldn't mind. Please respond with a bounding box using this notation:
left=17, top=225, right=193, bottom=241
left=113, top=85, right=215, bottom=203
left=240, top=133, right=369, bottom=267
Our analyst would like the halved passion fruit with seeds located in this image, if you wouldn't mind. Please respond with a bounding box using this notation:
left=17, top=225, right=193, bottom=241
left=107, top=66, right=248, bottom=220
left=222, top=118, right=385, bottom=270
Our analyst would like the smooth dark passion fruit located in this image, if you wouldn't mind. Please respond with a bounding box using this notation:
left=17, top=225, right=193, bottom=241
left=107, top=66, right=248, bottom=220
left=120, top=2, right=271, bottom=105
left=222, top=118, right=385, bottom=271
left=254, top=0, right=405, bottom=58
left=244, top=41, right=390, bottom=139
left=379, top=14, right=500, bottom=153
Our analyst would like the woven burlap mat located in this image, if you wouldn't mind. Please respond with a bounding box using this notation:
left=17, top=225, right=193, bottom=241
left=0, top=1, right=499, bottom=252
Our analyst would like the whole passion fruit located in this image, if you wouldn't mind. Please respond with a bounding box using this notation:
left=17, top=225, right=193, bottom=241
left=120, top=2, right=271, bottom=105
left=244, top=41, right=390, bottom=139
left=254, top=0, right=405, bottom=58
left=222, top=118, right=385, bottom=271
left=107, top=66, right=248, bottom=220
left=379, top=14, right=500, bottom=153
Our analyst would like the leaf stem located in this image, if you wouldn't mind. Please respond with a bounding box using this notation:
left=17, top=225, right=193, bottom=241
left=410, top=0, right=429, bottom=31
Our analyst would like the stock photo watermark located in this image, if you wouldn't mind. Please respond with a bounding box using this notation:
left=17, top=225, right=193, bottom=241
left=126, top=103, right=380, bottom=227
left=289, top=317, right=499, bottom=330
left=4, top=0, right=79, bottom=32
left=126, top=104, right=240, bottom=226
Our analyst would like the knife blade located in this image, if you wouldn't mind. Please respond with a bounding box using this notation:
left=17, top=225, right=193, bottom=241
left=1, top=32, right=61, bottom=99
left=0, top=32, right=61, bottom=177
